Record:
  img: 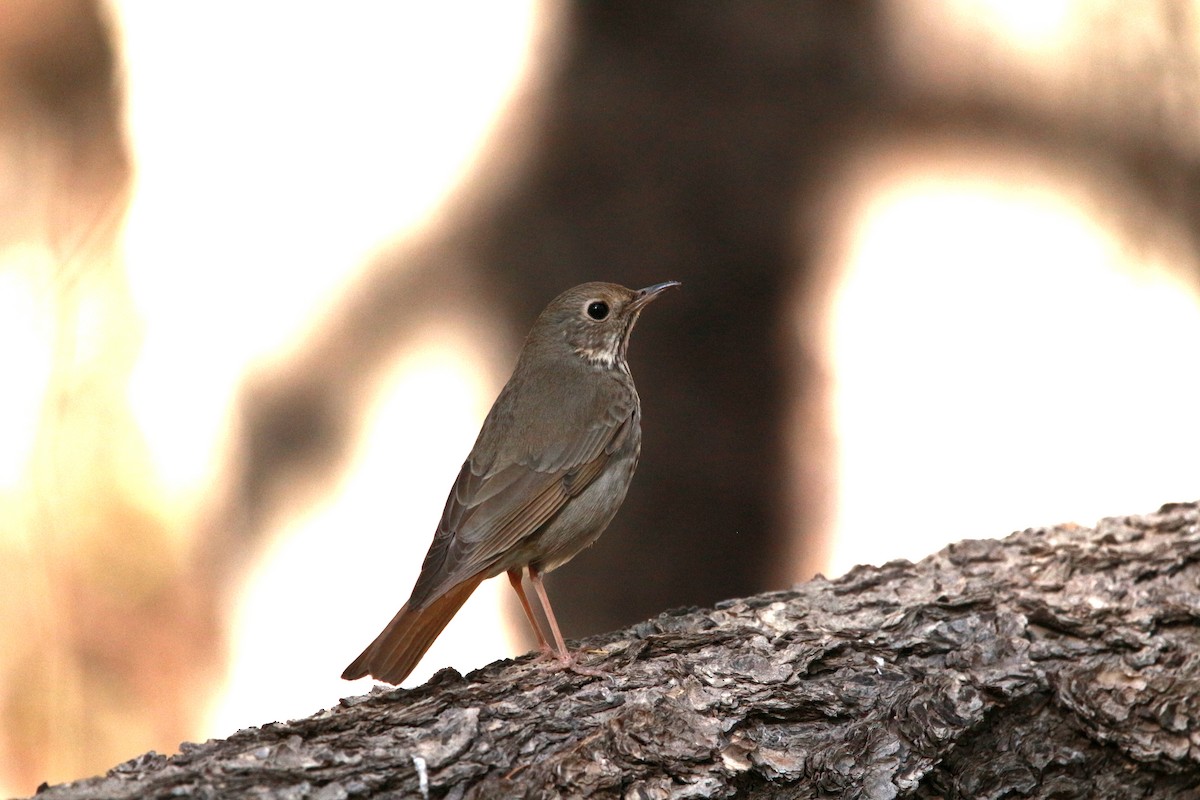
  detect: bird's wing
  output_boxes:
[404,393,636,611]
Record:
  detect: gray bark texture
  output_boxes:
[32,502,1200,799]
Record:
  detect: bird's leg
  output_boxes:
[507,567,553,655]
[528,565,606,677]
[527,565,570,660]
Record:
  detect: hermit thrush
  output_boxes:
[342,280,679,684]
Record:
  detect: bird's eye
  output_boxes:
[586,300,609,320]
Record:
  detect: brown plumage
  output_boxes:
[342,281,678,684]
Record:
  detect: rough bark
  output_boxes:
[33,501,1200,799]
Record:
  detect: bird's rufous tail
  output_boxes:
[341,576,483,684]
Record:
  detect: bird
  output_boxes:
[342,280,680,684]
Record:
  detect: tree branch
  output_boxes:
[33,502,1200,799]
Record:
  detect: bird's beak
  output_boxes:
[630,281,681,311]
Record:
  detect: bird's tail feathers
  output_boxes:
[341,576,484,684]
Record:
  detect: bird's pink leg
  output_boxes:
[507,567,553,655]
[528,565,606,677]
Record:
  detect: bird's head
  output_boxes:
[529,281,680,367]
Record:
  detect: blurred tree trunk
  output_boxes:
[204,1,886,635]
[33,502,1200,799]
[209,1,1200,644]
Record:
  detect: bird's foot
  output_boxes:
[547,648,608,679]
[527,646,607,678]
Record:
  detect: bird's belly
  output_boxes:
[523,452,638,574]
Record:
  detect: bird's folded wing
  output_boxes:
[405,410,634,611]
